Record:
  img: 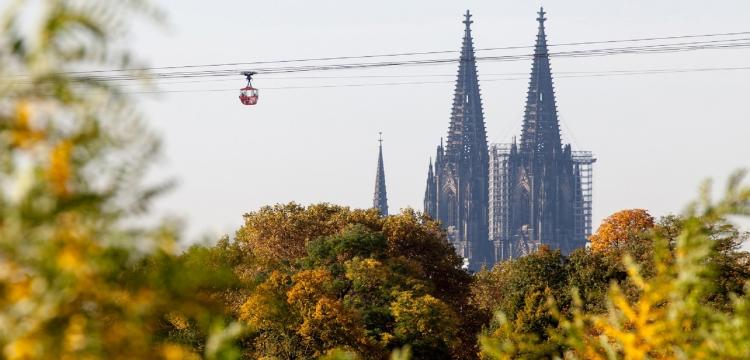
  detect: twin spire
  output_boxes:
[379,8,559,220]
[445,9,487,163]
[520,6,563,154]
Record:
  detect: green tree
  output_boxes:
[472,246,569,358]
[653,214,750,310]
[564,248,623,313]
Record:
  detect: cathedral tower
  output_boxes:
[424,10,491,270]
[489,8,595,260]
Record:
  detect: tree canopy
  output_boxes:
[233,205,483,359]
[479,173,750,359]
[589,209,655,253]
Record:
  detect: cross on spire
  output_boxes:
[537,7,547,24]
[463,10,473,27]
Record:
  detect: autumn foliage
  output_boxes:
[234,206,482,359]
[478,174,750,359]
[0,1,243,359]
[2,1,750,359]
[589,209,655,253]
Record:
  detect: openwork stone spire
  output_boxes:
[423,10,490,271]
[373,132,388,216]
[423,158,436,216]
[487,8,595,262]
[520,7,562,155]
[445,10,488,163]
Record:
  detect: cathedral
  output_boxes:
[372,9,595,270]
[421,8,595,270]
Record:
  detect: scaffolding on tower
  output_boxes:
[572,151,596,243]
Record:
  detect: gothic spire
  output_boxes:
[373,132,388,216]
[445,10,488,162]
[520,7,562,154]
[423,158,436,217]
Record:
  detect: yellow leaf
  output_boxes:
[48,140,73,196]
[161,343,200,360]
[10,101,45,148]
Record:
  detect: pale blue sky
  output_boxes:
[132,1,750,241]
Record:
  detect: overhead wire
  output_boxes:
[30,30,750,76]
[120,65,750,94]
[82,64,750,87]
[5,30,750,94]
[3,30,750,83]
[46,37,750,84]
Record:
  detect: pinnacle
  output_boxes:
[537,7,547,24]
[463,9,473,27]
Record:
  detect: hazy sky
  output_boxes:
[132,1,750,242]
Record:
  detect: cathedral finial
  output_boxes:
[378,131,383,146]
[537,7,547,24]
[463,10,473,28]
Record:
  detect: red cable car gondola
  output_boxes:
[239,71,259,106]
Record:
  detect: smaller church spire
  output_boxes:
[423,157,437,218]
[373,132,388,216]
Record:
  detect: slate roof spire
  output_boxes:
[520,7,562,154]
[373,132,388,216]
